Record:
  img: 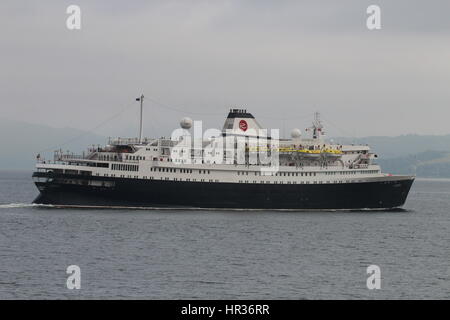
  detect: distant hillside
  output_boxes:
[0,119,105,170]
[377,150,450,177]
[2,119,450,176]
[334,135,450,177]
[335,135,450,159]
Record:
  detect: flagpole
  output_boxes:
[138,94,144,144]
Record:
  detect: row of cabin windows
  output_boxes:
[109,165,377,177]
[150,167,192,173]
[149,168,211,174]
[237,180,362,184]
[98,155,118,161]
[111,163,139,172]
[238,180,315,184]
[125,155,145,161]
[110,168,378,176]
[325,170,378,175]
[239,171,316,177]
[98,172,365,185]
[151,167,178,173]
[236,170,378,177]
[160,177,219,182]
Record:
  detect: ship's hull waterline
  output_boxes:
[32,172,414,210]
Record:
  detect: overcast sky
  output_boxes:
[1,0,450,138]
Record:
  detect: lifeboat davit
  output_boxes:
[299,150,321,159]
[322,149,343,159]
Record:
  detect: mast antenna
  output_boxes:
[136,94,144,143]
[306,111,324,139]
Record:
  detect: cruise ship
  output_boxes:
[32,97,414,209]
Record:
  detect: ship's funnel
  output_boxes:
[222,109,264,137]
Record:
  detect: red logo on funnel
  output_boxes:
[239,120,248,131]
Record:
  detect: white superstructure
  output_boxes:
[35,109,388,186]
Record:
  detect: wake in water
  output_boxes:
[0,203,54,209]
[0,202,409,212]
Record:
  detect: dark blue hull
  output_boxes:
[32,172,414,210]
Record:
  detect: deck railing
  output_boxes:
[108,137,154,145]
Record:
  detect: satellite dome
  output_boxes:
[291,128,301,139]
[180,117,193,129]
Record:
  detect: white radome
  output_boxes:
[291,128,301,139]
[180,117,193,129]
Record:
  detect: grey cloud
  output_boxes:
[0,0,449,138]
